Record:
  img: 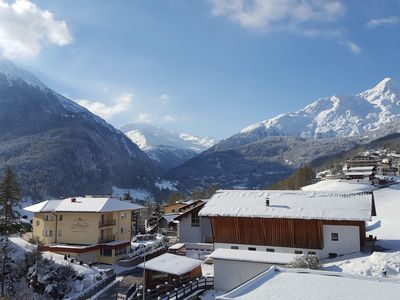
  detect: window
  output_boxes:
[308,251,316,255]
[121,212,126,219]
[36,220,40,227]
[100,249,112,257]
[120,227,124,234]
[45,215,49,221]
[248,247,256,251]
[331,233,339,241]
[172,209,176,212]
[44,230,53,237]
[58,230,62,237]
[59,215,63,221]
[295,250,303,254]
[231,246,239,250]
[329,253,338,259]
[266,248,275,252]
[191,212,200,227]
[115,247,128,256]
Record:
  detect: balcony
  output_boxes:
[99,219,116,228]
[99,234,116,243]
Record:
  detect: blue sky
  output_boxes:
[1,0,400,139]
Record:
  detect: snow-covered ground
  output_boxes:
[8,236,111,298]
[155,180,178,191]
[319,182,400,281]
[112,186,153,200]
[302,179,377,192]
[201,263,214,277]
[199,289,224,300]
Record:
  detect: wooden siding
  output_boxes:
[211,217,365,249]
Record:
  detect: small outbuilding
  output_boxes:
[209,248,298,291]
[138,253,202,288]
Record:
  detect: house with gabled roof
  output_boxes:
[199,190,375,258]
[24,196,143,264]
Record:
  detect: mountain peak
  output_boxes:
[121,122,217,152]
[239,77,400,140]
[0,58,46,90]
[359,77,399,104]
[369,77,398,92]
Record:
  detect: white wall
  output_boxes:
[213,259,272,291]
[214,224,361,259]
[178,214,201,243]
[178,216,212,243]
[323,224,360,255]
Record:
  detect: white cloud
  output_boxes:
[135,113,153,124]
[341,41,361,54]
[78,93,133,119]
[0,0,72,58]
[366,16,400,28]
[207,0,345,32]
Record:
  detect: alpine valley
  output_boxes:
[120,122,217,171]
[2,57,400,198]
[166,78,400,191]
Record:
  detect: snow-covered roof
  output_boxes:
[23,197,143,213]
[160,213,180,223]
[217,266,400,300]
[199,190,373,221]
[344,171,373,176]
[168,243,185,250]
[137,253,201,275]
[209,248,298,265]
[348,166,375,171]
[301,180,377,192]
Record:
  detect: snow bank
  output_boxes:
[325,252,400,280]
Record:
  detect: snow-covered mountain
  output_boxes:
[120,122,217,171]
[167,78,400,191]
[241,78,400,139]
[0,58,157,198]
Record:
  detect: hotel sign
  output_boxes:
[71,218,89,232]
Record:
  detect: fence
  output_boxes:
[133,277,214,300]
[73,272,116,300]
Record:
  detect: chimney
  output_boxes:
[71,197,76,203]
[266,198,270,207]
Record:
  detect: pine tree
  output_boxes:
[0,236,16,297]
[123,190,133,201]
[148,201,163,229]
[0,167,21,222]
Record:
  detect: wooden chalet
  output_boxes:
[199,190,375,258]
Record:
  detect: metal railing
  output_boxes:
[73,272,116,300]
[98,234,116,243]
[133,277,214,300]
[99,219,116,228]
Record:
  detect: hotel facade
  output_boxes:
[25,197,143,264]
